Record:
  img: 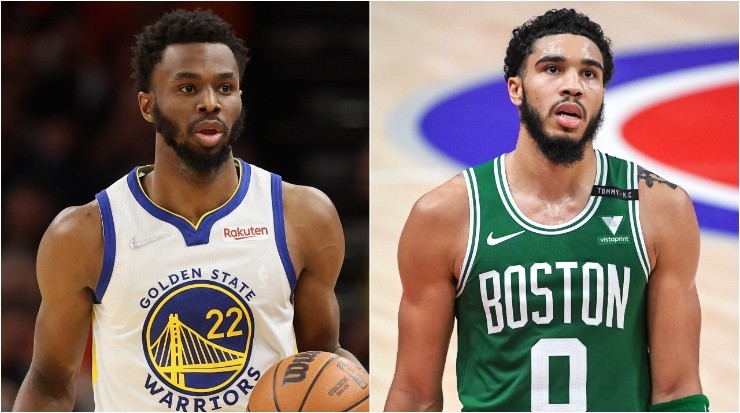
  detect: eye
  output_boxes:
[218,84,233,94]
[583,70,595,78]
[546,66,559,74]
[179,85,195,94]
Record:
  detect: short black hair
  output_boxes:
[131,8,250,92]
[504,8,614,86]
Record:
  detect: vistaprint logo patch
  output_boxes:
[222,226,270,242]
[598,216,630,245]
[598,235,630,245]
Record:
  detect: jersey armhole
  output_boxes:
[271,174,298,302]
[457,168,480,297]
[628,162,651,279]
[94,190,116,304]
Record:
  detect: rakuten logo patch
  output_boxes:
[222,226,270,242]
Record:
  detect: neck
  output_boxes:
[507,129,596,202]
[142,137,240,226]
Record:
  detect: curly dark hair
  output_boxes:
[131,8,250,92]
[504,9,614,86]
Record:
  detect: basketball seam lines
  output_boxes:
[272,359,284,412]
[342,394,369,412]
[298,354,339,411]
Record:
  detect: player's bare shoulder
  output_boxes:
[637,165,699,266]
[38,200,104,291]
[282,182,341,227]
[409,173,469,232]
[281,181,344,274]
[401,173,470,279]
[637,165,696,220]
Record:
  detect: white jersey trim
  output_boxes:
[496,150,608,235]
[458,168,481,297]
[628,161,651,279]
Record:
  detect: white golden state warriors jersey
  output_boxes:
[91,159,296,411]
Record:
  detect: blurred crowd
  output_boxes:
[1,2,369,410]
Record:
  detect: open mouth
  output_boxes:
[556,111,581,119]
[190,119,226,147]
[197,128,221,135]
[554,102,584,129]
[194,128,224,147]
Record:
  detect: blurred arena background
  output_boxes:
[370,2,738,411]
[1,2,368,410]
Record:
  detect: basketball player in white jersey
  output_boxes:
[13,9,364,411]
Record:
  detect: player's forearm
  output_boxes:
[385,386,442,412]
[651,380,703,405]
[648,281,702,405]
[13,367,76,411]
[13,392,75,412]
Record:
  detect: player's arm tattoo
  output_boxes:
[637,166,677,189]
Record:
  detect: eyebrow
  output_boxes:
[535,55,604,72]
[172,71,237,80]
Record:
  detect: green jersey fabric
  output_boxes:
[455,150,651,411]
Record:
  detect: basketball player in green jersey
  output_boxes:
[385,9,708,412]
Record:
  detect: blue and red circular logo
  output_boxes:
[390,41,738,235]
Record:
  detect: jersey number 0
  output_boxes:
[530,338,587,411]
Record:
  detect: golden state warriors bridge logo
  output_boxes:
[142,280,254,396]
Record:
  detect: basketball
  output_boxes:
[247,351,369,412]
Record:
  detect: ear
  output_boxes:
[507,76,523,107]
[138,92,155,123]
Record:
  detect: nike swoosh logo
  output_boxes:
[129,234,168,249]
[486,230,525,246]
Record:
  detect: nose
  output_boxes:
[559,69,583,97]
[197,88,221,114]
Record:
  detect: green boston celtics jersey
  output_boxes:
[455,150,651,411]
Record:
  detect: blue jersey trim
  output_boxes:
[271,174,297,301]
[126,160,252,246]
[94,190,116,304]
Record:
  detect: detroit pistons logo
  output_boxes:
[142,280,254,395]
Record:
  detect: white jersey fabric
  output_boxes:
[91,159,297,411]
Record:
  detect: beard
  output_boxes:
[152,104,246,174]
[520,90,604,167]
